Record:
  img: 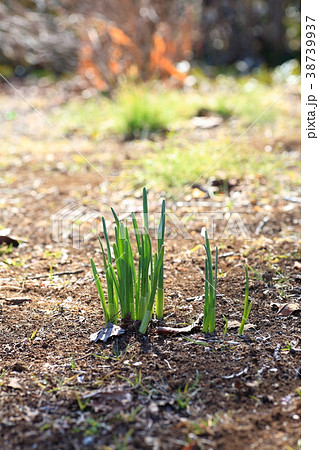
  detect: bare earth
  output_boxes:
[0,79,300,449]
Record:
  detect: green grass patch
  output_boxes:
[50,97,112,139]
[50,74,297,142]
[211,76,282,125]
[121,134,300,195]
[51,83,202,140]
[111,84,200,138]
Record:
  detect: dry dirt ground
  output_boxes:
[0,79,300,449]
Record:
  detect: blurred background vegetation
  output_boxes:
[0,0,300,87]
[0,0,300,198]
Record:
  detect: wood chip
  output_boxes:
[5,297,32,305]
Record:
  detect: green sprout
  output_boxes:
[176,372,201,410]
[156,198,166,319]
[202,230,218,333]
[75,393,90,412]
[91,188,165,334]
[238,266,253,335]
[223,315,228,337]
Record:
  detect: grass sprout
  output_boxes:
[91,188,165,334]
[223,315,228,337]
[176,372,201,410]
[202,231,218,333]
[156,198,166,319]
[112,83,201,138]
[75,393,90,412]
[238,267,253,335]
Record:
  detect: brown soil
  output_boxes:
[0,80,300,450]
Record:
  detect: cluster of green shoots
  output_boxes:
[202,231,252,335]
[91,189,252,336]
[90,188,165,334]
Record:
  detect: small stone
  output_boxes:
[83,436,94,446]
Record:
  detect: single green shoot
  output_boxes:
[90,258,110,323]
[223,315,228,337]
[246,264,264,281]
[183,337,215,350]
[202,231,218,333]
[238,267,253,335]
[69,354,77,370]
[118,369,143,389]
[75,393,90,412]
[281,340,292,353]
[128,405,143,422]
[29,328,37,342]
[113,428,134,450]
[0,369,6,386]
[156,198,166,319]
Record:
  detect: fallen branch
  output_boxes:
[26,269,84,279]
[153,313,203,335]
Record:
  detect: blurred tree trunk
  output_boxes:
[264,0,286,64]
[197,0,292,67]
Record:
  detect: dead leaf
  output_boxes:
[83,389,132,404]
[0,228,27,246]
[89,323,125,342]
[0,236,19,247]
[23,406,40,422]
[8,378,23,390]
[270,302,280,311]
[227,320,255,331]
[278,303,300,316]
[227,320,241,329]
